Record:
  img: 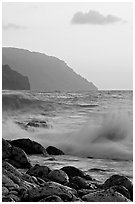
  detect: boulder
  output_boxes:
[110,186,131,200]
[9,138,48,156]
[39,195,63,202]
[2,138,31,169]
[46,146,64,155]
[61,166,92,180]
[103,174,133,201]
[9,146,31,169]
[26,119,49,128]
[26,164,51,181]
[48,169,69,184]
[22,181,77,202]
[82,188,130,202]
[69,176,92,190]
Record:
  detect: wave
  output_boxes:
[2,93,56,113]
[2,92,98,114]
[3,111,133,161]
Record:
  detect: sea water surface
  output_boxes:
[2,90,133,182]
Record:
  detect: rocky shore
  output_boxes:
[2,138,133,202]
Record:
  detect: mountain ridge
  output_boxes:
[2,47,97,92]
[2,64,30,90]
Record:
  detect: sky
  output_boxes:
[2,2,133,90]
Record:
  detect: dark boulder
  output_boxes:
[48,169,69,184]
[26,164,51,181]
[103,174,133,201]
[9,138,48,156]
[61,166,92,180]
[69,176,92,190]
[2,138,31,169]
[109,185,131,200]
[46,146,64,155]
[26,119,50,128]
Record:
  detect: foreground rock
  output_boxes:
[2,161,39,202]
[2,139,31,169]
[103,174,133,201]
[22,181,78,202]
[82,188,130,202]
[9,138,48,156]
[46,146,65,155]
[2,137,132,202]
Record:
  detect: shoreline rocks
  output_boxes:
[2,137,133,202]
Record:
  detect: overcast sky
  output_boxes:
[2,2,133,90]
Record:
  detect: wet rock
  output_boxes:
[39,195,63,202]
[48,169,69,184]
[23,181,77,201]
[110,185,131,200]
[9,146,31,168]
[46,146,64,155]
[89,168,107,172]
[2,139,31,169]
[26,119,49,128]
[103,174,133,201]
[61,166,92,180]
[69,176,92,190]
[26,164,51,181]
[2,186,9,195]
[82,188,130,202]
[10,138,48,156]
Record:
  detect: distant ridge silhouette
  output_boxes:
[2,64,30,90]
[2,47,97,92]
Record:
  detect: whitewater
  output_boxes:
[2,90,133,182]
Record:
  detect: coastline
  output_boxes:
[2,137,133,202]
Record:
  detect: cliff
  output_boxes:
[2,47,97,91]
[2,64,30,90]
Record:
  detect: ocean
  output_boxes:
[2,90,133,182]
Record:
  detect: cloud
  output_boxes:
[3,23,27,30]
[71,10,124,25]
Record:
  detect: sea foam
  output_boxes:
[3,111,132,161]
